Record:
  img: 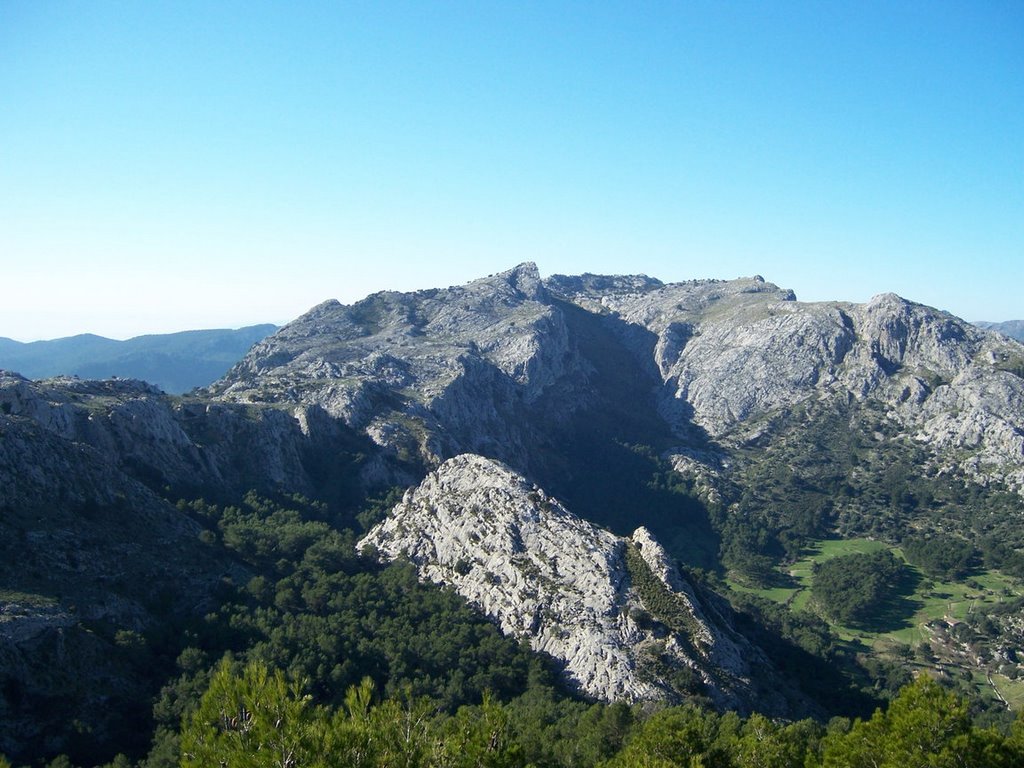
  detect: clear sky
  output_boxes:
[1,1,1021,341]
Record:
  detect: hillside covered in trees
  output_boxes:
[4,489,1023,768]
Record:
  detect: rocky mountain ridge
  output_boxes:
[0,370,389,503]
[214,263,1024,495]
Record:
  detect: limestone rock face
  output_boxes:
[542,276,1024,491]
[912,367,1024,488]
[210,264,585,467]
[205,265,1024,494]
[0,371,380,499]
[9,262,1016,510]
[9,268,1017,496]
[360,454,793,712]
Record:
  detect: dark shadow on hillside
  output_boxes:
[526,301,722,571]
[698,581,882,720]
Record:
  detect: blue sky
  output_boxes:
[1,1,1021,340]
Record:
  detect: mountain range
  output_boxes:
[2,263,1024,765]
[0,325,277,394]
[975,320,1024,343]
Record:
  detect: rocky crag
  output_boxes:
[558,277,1024,491]
[0,371,392,503]
[360,454,805,714]
[210,263,586,472]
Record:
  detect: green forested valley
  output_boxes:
[5,486,1024,767]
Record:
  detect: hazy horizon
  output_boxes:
[2,2,1021,341]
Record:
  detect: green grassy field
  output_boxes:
[729,544,1024,626]
[727,537,1023,661]
[729,538,890,611]
[991,673,1024,710]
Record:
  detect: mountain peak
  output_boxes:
[484,262,544,300]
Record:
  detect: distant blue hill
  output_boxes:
[974,320,1024,343]
[0,324,277,394]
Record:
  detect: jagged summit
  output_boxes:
[489,261,545,300]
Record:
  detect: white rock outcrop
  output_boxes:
[360,454,765,707]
